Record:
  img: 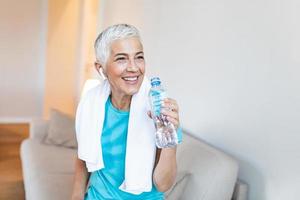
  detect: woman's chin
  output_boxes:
[122,81,143,95]
[124,88,139,96]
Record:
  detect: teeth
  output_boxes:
[123,77,138,81]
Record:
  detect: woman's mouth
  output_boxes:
[122,76,139,85]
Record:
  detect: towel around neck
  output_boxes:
[75,77,157,194]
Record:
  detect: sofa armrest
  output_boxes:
[232,180,248,200]
[29,119,49,141]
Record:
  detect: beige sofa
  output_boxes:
[20,119,247,200]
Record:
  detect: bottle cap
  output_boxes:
[150,77,161,86]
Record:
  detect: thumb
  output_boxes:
[147,111,153,119]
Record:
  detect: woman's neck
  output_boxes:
[110,93,132,111]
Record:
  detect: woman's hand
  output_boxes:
[148,98,180,129]
[160,98,180,130]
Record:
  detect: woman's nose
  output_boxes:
[126,58,139,72]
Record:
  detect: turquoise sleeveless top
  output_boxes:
[84,97,164,200]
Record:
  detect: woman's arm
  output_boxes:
[71,158,90,200]
[150,97,181,192]
[153,147,177,192]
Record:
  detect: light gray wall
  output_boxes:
[0,0,47,121]
[98,0,300,199]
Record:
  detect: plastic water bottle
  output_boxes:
[149,77,179,148]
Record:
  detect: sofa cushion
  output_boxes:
[44,108,77,148]
[20,139,77,200]
[176,133,239,200]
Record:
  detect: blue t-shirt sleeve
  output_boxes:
[177,127,183,144]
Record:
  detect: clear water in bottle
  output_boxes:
[149,77,179,148]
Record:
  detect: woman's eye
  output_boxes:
[115,57,126,61]
[136,56,144,60]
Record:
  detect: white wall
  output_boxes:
[43,0,81,118]
[0,0,47,122]
[98,0,300,199]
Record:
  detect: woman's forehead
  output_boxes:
[110,37,143,55]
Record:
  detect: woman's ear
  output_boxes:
[95,62,107,79]
[94,62,101,73]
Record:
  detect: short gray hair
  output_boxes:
[94,24,141,66]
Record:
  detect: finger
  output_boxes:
[163,98,179,112]
[163,98,174,104]
[147,111,153,119]
[162,101,178,112]
[164,98,177,104]
[161,109,178,120]
[165,116,179,129]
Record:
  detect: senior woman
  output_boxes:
[71,24,181,200]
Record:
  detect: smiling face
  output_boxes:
[99,37,145,98]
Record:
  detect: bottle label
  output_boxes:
[150,90,166,116]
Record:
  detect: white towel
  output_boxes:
[75,77,157,194]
